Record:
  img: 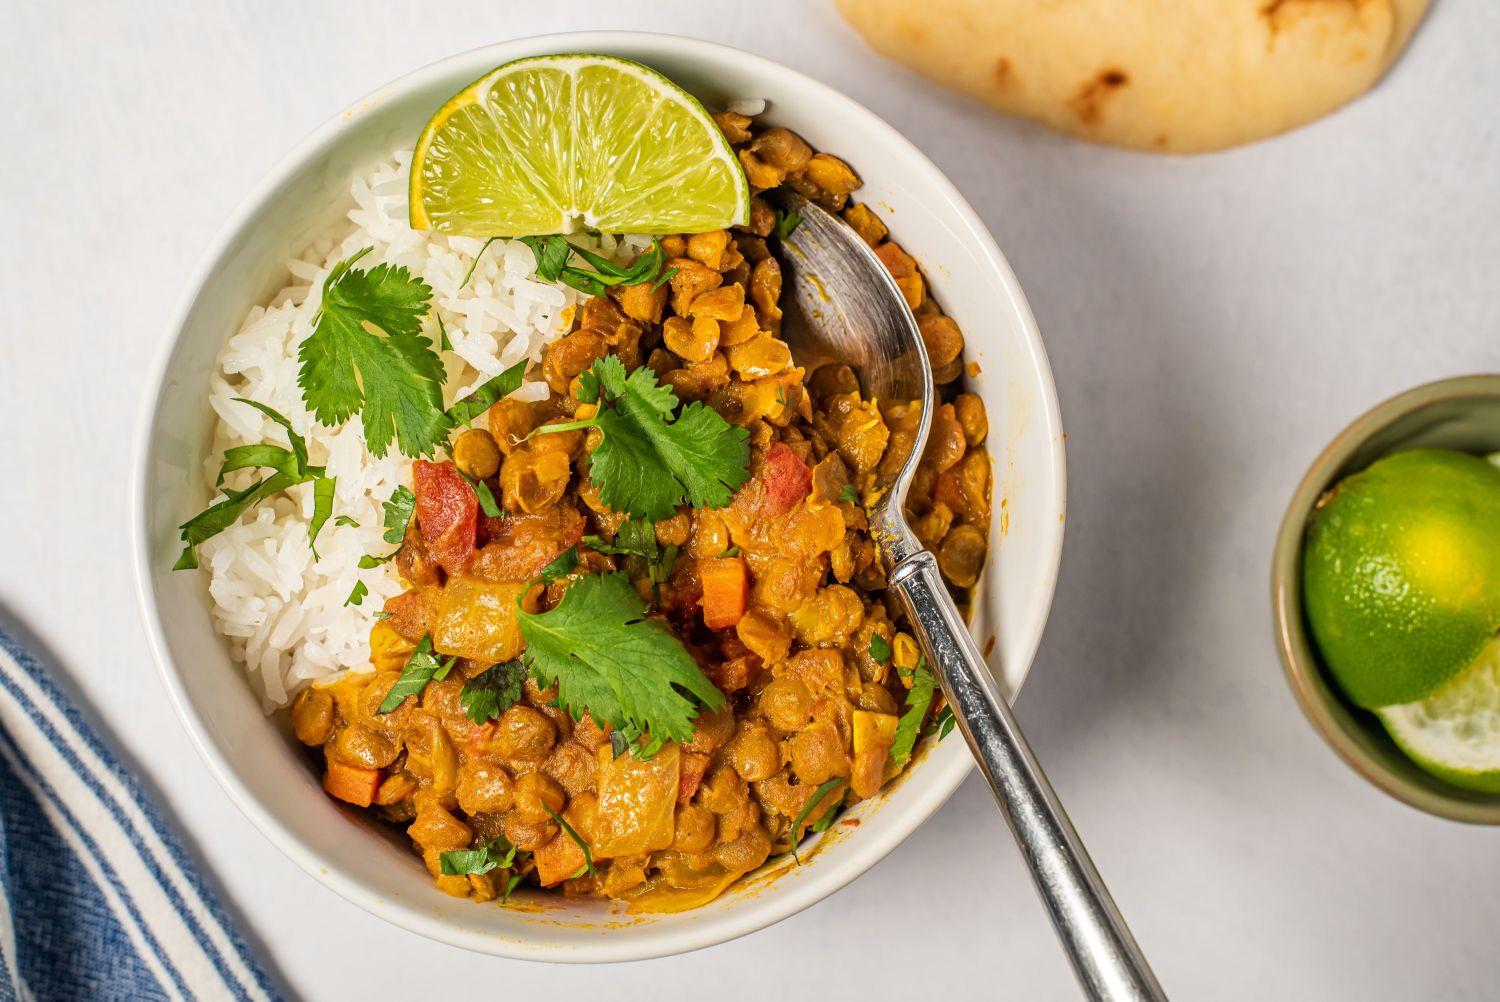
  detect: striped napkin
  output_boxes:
[0,628,282,1002]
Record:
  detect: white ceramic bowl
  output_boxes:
[132,32,1066,962]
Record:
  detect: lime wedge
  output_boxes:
[1378,634,1500,793]
[411,54,749,237]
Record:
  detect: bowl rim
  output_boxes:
[1271,373,1500,824]
[130,31,1068,960]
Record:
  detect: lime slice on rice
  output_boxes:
[1378,634,1500,793]
[410,54,749,237]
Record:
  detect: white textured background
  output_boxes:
[3,3,1499,999]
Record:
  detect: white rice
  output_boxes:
[199,150,649,710]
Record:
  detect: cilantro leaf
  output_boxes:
[345,580,368,607]
[541,356,749,520]
[297,247,445,458]
[439,836,517,876]
[537,545,579,583]
[446,359,529,427]
[930,705,957,740]
[459,471,504,518]
[216,444,296,487]
[518,237,670,296]
[436,314,452,352]
[717,545,740,558]
[839,483,860,505]
[867,634,892,664]
[790,778,845,862]
[381,486,416,545]
[518,571,725,758]
[334,515,360,528]
[890,663,936,766]
[231,398,310,475]
[459,660,527,725]
[180,398,333,569]
[773,207,802,240]
[377,635,451,714]
[308,475,336,558]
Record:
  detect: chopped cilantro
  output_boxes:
[537,545,579,583]
[439,836,517,876]
[867,634,892,664]
[458,470,503,518]
[543,805,595,877]
[773,207,802,240]
[436,314,452,352]
[446,359,528,428]
[534,356,749,520]
[609,730,630,760]
[839,484,860,505]
[377,635,454,714]
[372,610,393,621]
[297,247,446,458]
[518,236,672,298]
[890,662,936,766]
[461,238,501,288]
[334,515,360,528]
[518,571,726,758]
[308,476,336,557]
[931,705,957,740]
[790,778,845,862]
[176,400,326,570]
[717,545,741,558]
[381,486,416,545]
[458,660,527,725]
[345,580,368,607]
[503,871,525,902]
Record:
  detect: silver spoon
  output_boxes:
[776,195,1167,1002]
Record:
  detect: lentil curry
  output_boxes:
[289,114,992,911]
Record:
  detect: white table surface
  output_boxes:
[4,3,1498,999]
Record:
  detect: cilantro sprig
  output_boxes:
[518,236,675,298]
[175,399,333,569]
[517,570,725,758]
[297,247,530,460]
[297,248,445,458]
[533,356,749,521]
[890,659,936,766]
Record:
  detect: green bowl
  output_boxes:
[1272,374,1500,823]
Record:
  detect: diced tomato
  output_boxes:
[412,460,477,575]
[699,556,749,630]
[759,443,812,516]
[322,760,381,808]
[678,751,711,804]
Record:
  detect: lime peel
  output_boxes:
[1378,634,1500,791]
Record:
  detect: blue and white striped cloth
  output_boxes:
[0,627,282,1002]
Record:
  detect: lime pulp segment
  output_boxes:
[1378,633,1500,792]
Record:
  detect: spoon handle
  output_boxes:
[890,551,1168,1002]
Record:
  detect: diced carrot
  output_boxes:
[322,760,381,808]
[533,829,588,887]
[678,751,711,804]
[699,556,749,630]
